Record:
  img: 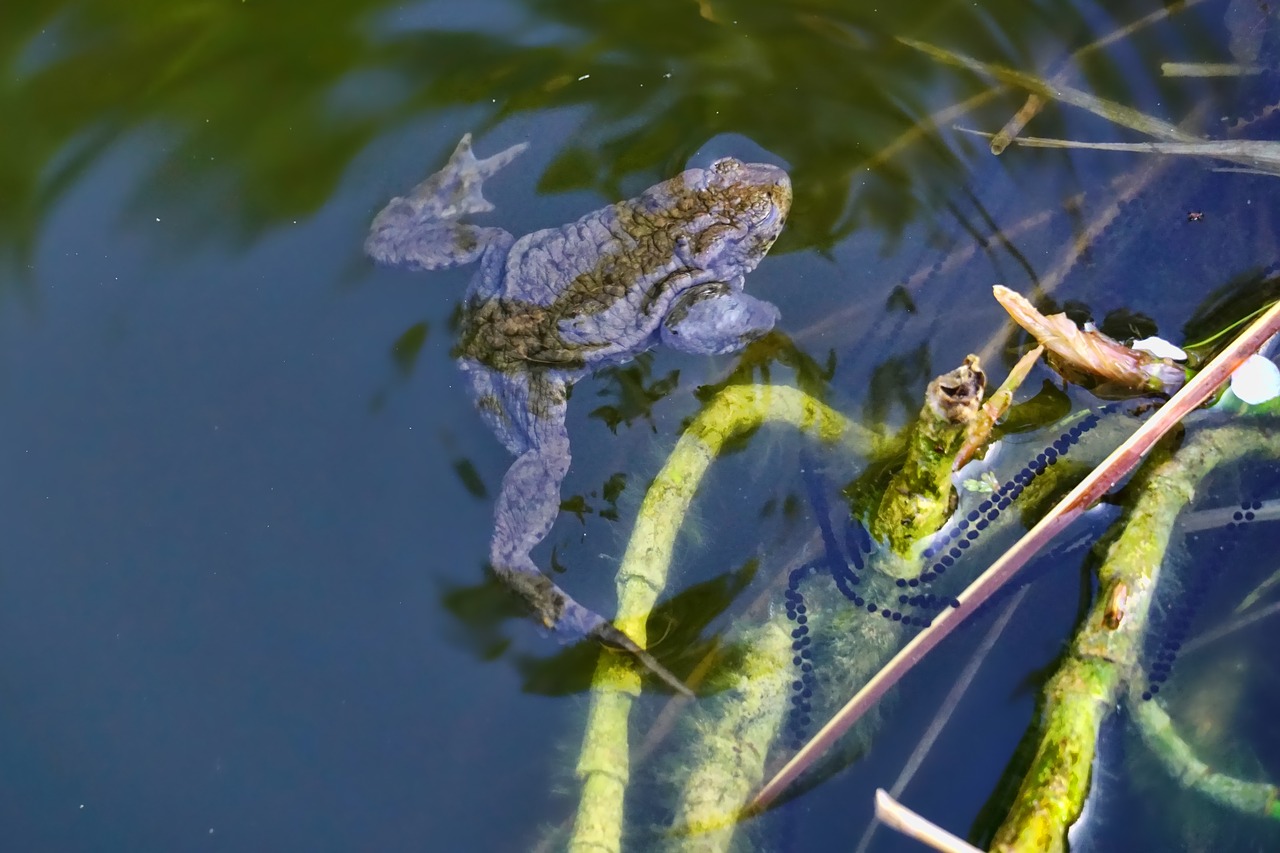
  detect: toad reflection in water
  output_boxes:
[366,134,792,693]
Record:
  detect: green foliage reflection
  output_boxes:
[3,0,1195,278]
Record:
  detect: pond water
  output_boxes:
[3,0,1279,850]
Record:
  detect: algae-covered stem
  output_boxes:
[992,422,1280,849]
[569,385,861,853]
[666,356,1012,850]
[871,355,987,565]
[570,350,1027,851]
[1128,685,1280,823]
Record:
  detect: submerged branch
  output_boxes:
[872,356,987,565]
[968,133,1280,179]
[993,422,1280,850]
[899,37,1200,145]
[1129,694,1280,821]
[989,0,1210,152]
[574,353,1018,851]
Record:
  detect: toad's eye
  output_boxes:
[747,197,772,224]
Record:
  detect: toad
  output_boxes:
[367,134,791,693]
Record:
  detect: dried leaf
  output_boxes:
[993,285,1186,395]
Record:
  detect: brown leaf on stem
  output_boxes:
[993,285,1187,395]
[954,345,1044,470]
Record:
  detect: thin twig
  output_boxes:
[1180,600,1280,657]
[854,587,1028,853]
[874,789,983,853]
[990,0,1208,152]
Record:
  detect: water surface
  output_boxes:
[3,0,1278,849]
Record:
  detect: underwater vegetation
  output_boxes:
[783,406,1116,750]
[536,7,1280,852]
[556,305,1280,853]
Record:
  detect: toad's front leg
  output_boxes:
[660,283,779,355]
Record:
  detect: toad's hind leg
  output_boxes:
[467,364,693,696]
[365,133,526,272]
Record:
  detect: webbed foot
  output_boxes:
[367,133,524,271]
[405,133,529,221]
[493,564,695,697]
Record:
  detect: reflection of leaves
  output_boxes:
[1182,268,1280,365]
[439,571,526,661]
[537,145,604,195]
[390,321,429,376]
[599,472,627,522]
[884,284,918,314]
[996,379,1072,435]
[559,474,627,522]
[443,559,759,696]
[1097,309,1157,343]
[861,341,931,427]
[5,0,1198,283]
[559,494,591,523]
[3,0,389,270]
[589,353,680,433]
[451,456,488,499]
[758,492,804,520]
[695,331,836,403]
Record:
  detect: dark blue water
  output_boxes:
[3,0,1279,849]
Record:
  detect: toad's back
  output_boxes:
[458,160,792,372]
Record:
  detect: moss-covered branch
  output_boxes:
[1129,693,1280,820]
[872,355,986,565]
[992,422,1280,851]
[664,620,797,849]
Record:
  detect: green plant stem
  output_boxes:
[568,385,860,853]
[570,360,1040,852]
[1129,694,1280,820]
[666,581,905,852]
[992,422,1280,852]
[665,619,798,849]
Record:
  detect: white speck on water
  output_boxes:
[578,74,590,81]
